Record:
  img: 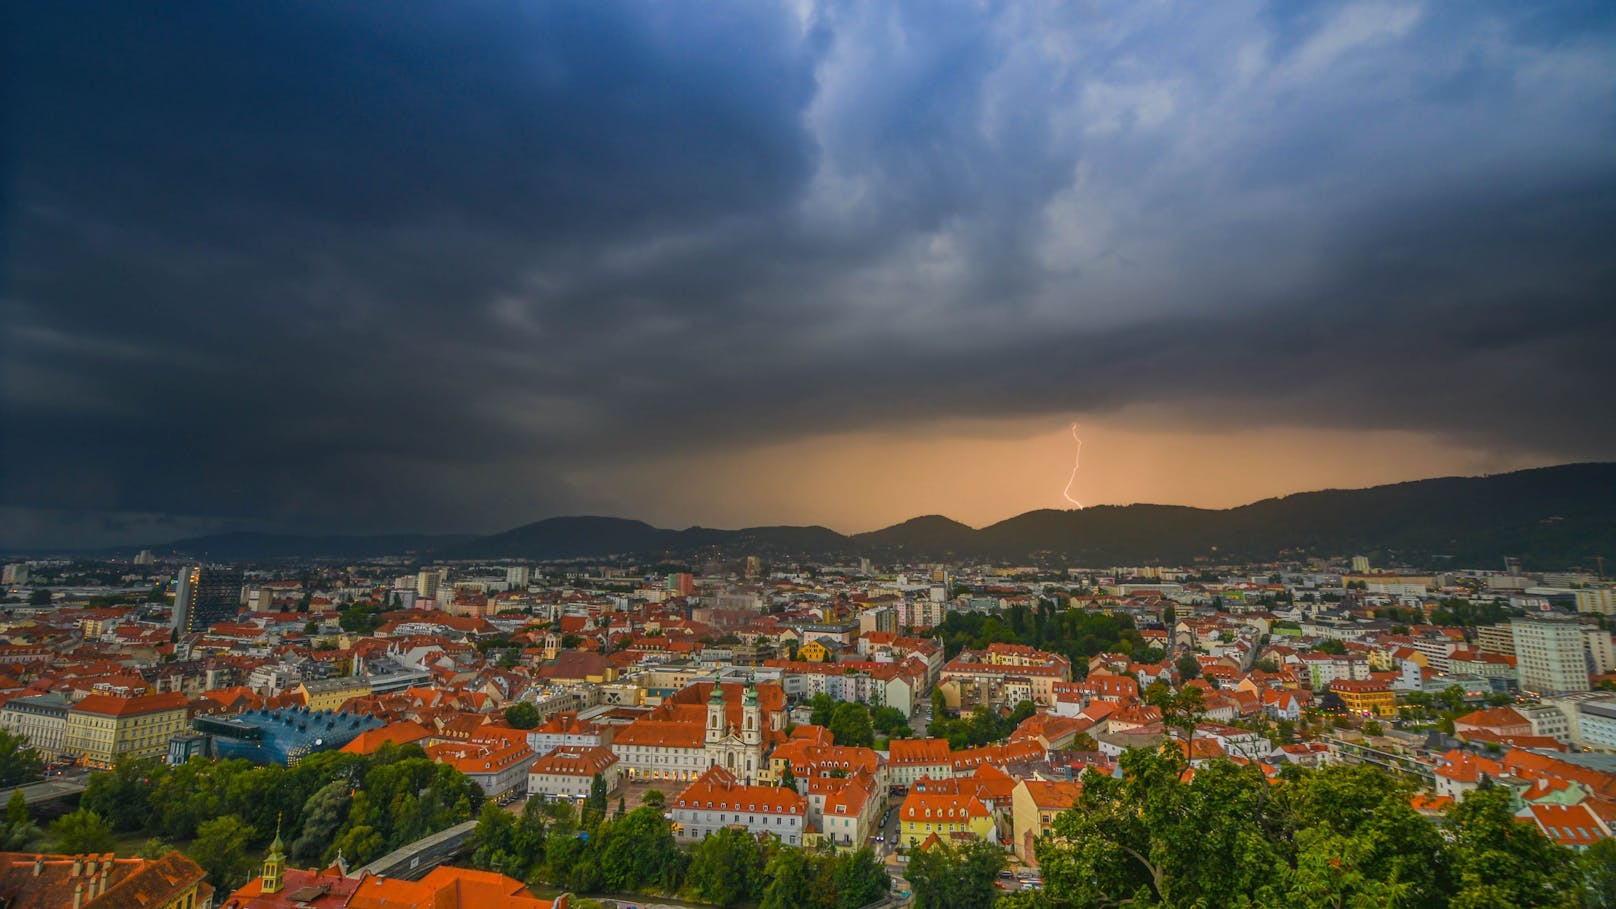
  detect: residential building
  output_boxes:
[1576,588,1616,617]
[888,738,954,787]
[0,851,210,909]
[298,677,372,712]
[671,764,807,844]
[1010,779,1084,863]
[1331,679,1397,717]
[428,734,537,798]
[1513,617,1590,695]
[0,692,72,758]
[527,745,620,800]
[898,776,995,848]
[1577,699,1616,752]
[65,692,190,769]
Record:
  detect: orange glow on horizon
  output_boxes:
[565,418,1558,534]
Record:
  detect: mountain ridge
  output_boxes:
[114,462,1616,568]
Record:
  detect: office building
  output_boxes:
[172,565,244,634]
[416,569,440,600]
[65,692,190,769]
[1513,617,1591,695]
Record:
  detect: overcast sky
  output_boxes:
[4,1,1615,548]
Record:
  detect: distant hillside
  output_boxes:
[866,463,1616,568]
[134,531,475,561]
[440,518,857,561]
[136,463,1615,568]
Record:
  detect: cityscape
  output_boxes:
[5,2,1616,909]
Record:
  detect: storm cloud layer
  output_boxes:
[4,1,1615,546]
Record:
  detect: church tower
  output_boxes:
[705,684,727,747]
[261,815,285,894]
[741,684,762,781]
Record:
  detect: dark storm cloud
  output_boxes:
[3,0,1615,545]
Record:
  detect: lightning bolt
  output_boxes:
[1062,422,1084,509]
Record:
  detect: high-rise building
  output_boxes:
[1513,617,1591,695]
[133,549,156,565]
[1,563,29,585]
[506,565,531,588]
[416,569,441,600]
[1351,555,1371,574]
[172,565,244,634]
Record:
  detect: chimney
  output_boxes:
[32,855,43,876]
[100,857,113,892]
[73,881,85,909]
[72,856,83,877]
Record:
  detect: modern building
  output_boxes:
[194,707,383,765]
[173,564,244,633]
[506,565,532,588]
[1577,699,1616,752]
[64,692,191,769]
[416,569,441,600]
[1576,588,1616,617]
[1513,617,1591,695]
[0,692,72,759]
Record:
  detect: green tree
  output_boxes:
[871,705,909,735]
[1580,835,1616,909]
[293,780,353,863]
[808,693,839,727]
[643,789,667,811]
[908,838,1003,909]
[1315,638,1348,655]
[761,845,825,909]
[50,809,115,854]
[331,823,386,866]
[1144,681,1205,747]
[586,773,610,818]
[80,756,163,831]
[1038,748,1276,907]
[0,729,44,786]
[1175,652,1202,680]
[687,826,767,906]
[2,791,39,850]
[780,763,798,792]
[596,806,687,893]
[471,801,527,880]
[832,848,891,909]
[1447,786,1576,908]
[28,589,51,606]
[191,815,257,892]
[829,702,875,748]
[504,701,542,729]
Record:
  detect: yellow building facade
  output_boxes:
[64,692,190,769]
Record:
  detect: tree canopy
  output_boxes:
[1017,747,1583,909]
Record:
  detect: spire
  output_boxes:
[262,813,286,894]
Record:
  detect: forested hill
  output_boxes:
[136,463,1614,568]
